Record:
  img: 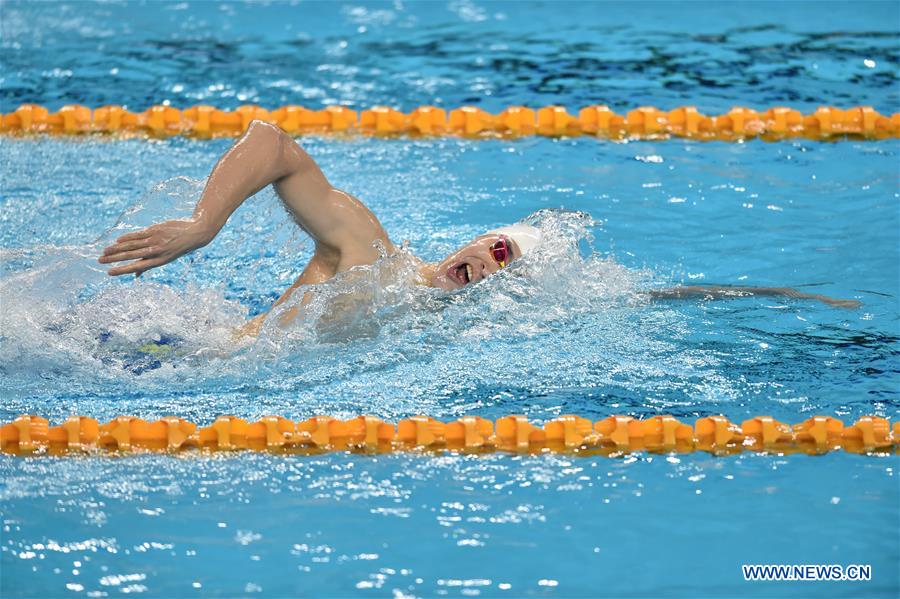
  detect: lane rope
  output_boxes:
[1,414,896,456]
[2,103,898,140]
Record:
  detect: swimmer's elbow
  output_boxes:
[245,119,320,180]
[246,118,282,138]
[244,119,289,154]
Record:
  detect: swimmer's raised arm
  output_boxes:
[650,285,861,309]
[99,120,392,276]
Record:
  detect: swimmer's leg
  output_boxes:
[649,285,861,309]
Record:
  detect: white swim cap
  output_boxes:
[487,224,542,257]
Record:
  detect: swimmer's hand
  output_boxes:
[98,219,212,276]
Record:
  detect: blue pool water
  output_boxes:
[1,1,899,598]
[2,0,899,114]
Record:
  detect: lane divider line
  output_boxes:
[1,414,896,456]
[1,104,898,140]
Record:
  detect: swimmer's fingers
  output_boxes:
[100,230,154,260]
[115,229,154,243]
[99,220,208,276]
[101,238,152,257]
[106,257,167,277]
[98,245,159,264]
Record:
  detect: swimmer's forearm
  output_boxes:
[195,119,390,261]
[99,121,333,277]
[192,120,320,240]
[650,285,860,309]
[192,120,385,257]
[653,285,821,300]
[650,285,778,300]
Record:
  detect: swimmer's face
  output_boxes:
[430,234,520,290]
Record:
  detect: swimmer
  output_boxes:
[98,121,859,336]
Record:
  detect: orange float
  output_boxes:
[1,414,895,456]
[1,103,896,140]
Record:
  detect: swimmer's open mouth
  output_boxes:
[450,262,473,286]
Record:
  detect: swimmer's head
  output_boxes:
[429,224,542,290]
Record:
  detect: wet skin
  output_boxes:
[425,234,520,291]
